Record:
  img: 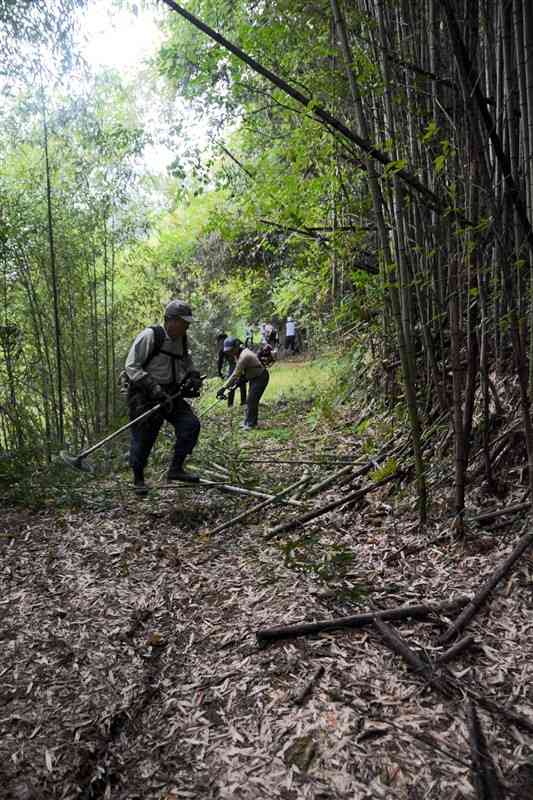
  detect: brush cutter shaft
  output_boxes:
[79,399,168,457]
[197,397,223,418]
[78,373,196,459]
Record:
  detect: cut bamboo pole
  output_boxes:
[153,478,305,506]
[469,502,531,524]
[266,471,400,538]
[208,474,312,536]
[256,597,469,645]
[436,635,476,665]
[373,613,533,734]
[467,701,505,800]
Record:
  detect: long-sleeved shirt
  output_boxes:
[222,347,265,389]
[125,326,194,386]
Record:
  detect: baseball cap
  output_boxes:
[223,336,240,352]
[164,299,194,322]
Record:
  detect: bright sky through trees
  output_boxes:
[80,0,163,73]
[78,0,211,177]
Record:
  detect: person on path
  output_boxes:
[285,316,298,353]
[217,331,246,408]
[125,299,203,494]
[216,331,228,378]
[244,322,255,348]
[216,337,269,429]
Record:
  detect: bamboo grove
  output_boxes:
[157,0,533,523]
[1,0,533,524]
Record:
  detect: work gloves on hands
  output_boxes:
[216,387,227,400]
[182,370,203,398]
[151,384,173,412]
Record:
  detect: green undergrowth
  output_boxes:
[1,351,402,518]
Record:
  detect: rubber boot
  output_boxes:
[133,468,149,496]
[167,457,199,483]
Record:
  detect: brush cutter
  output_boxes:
[60,372,219,474]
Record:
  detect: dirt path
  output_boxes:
[2,410,533,798]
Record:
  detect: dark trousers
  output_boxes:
[128,394,200,473]
[228,379,247,407]
[285,335,296,352]
[246,369,269,427]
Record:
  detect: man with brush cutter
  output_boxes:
[125,300,203,495]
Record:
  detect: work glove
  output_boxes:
[182,370,204,398]
[151,384,173,412]
[216,387,227,400]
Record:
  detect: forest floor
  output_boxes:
[2,354,533,800]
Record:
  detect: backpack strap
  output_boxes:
[142,327,190,387]
[141,325,167,369]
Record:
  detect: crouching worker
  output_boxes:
[217,337,269,430]
[125,299,203,495]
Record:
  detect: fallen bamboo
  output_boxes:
[211,461,230,475]
[436,527,533,646]
[436,635,476,665]
[208,475,312,536]
[291,470,311,500]
[236,458,361,465]
[154,478,305,506]
[469,502,530,525]
[373,617,533,735]
[266,471,401,538]
[467,701,505,800]
[304,461,366,498]
[373,617,454,697]
[304,436,403,499]
[255,596,469,645]
[293,664,325,705]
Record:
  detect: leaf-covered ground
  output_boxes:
[2,358,533,799]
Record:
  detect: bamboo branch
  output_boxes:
[436,528,533,645]
[154,478,305,506]
[373,617,454,698]
[436,635,476,665]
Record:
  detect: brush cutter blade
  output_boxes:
[60,451,94,474]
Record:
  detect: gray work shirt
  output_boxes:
[125,326,195,386]
[222,347,265,389]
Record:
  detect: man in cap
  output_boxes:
[216,337,269,430]
[125,299,203,494]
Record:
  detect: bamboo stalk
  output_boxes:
[153,478,306,506]
[437,527,533,645]
[467,701,505,800]
[208,475,312,536]
[373,609,533,734]
[436,635,476,666]
[256,597,469,645]
[266,471,400,538]
[469,502,531,524]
